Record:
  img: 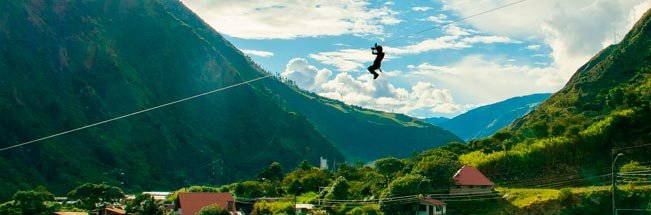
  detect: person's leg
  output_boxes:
[368,65,379,79]
[368,65,375,74]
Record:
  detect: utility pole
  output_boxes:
[612,150,624,215]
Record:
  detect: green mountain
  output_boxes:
[0,0,462,199]
[0,0,345,199]
[424,117,450,125]
[160,2,463,162]
[264,85,464,162]
[431,93,551,141]
[462,8,651,182]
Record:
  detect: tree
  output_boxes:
[126,194,164,215]
[336,163,362,181]
[0,202,21,215]
[197,204,230,215]
[258,162,284,182]
[12,190,55,215]
[411,156,461,189]
[304,170,332,192]
[349,205,381,215]
[325,176,349,200]
[380,174,431,215]
[439,142,468,155]
[67,183,124,211]
[298,160,312,171]
[233,181,265,198]
[375,157,404,178]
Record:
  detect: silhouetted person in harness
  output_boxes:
[368,43,384,80]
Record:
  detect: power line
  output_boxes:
[613,143,651,151]
[383,0,530,44]
[0,75,273,152]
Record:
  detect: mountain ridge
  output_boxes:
[432,93,551,141]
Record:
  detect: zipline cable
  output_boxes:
[0,75,273,152]
[383,0,530,44]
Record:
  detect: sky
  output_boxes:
[181,0,650,118]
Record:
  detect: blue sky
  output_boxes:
[182,0,650,118]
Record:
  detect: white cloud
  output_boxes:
[240,49,274,57]
[426,14,449,24]
[308,49,370,72]
[412,6,433,12]
[281,58,332,91]
[181,0,401,39]
[460,35,514,44]
[309,24,517,71]
[440,0,651,85]
[404,56,564,105]
[525,44,541,50]
[282,59,470,117]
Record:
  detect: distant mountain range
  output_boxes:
[426,93,551,141]
[0,0,461,199]
[424,117,450,125]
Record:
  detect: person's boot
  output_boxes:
[372,71,379,79]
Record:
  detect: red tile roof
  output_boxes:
[104,207,126,214]
[421,198,446,206]
[177,192,236,215]
[452,165,494,186]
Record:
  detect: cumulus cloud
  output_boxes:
[440,0,651,82]
[281,58,332,91]
[181,0,401,39]
[282,59,469,117]
[404,56,565,104]
[240,49,274,57]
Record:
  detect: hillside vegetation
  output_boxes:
[462,8,651,183]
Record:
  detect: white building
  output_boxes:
[417,198,446,215]
[320,156,328,170]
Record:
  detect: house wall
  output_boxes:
[417,205,447,215]
[449,185,493,194]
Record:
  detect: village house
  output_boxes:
[100,207,126,215]
[55,206,125,215]
[175,192,238,215]
[417,197,446,215]
[450,165,494,194]
[295,203,315,215]
[54,212,87,215]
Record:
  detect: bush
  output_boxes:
[197,204,230,215]
[558,188,577,206]
[251,201,293,215]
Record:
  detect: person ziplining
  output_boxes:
[367,43,384,80]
